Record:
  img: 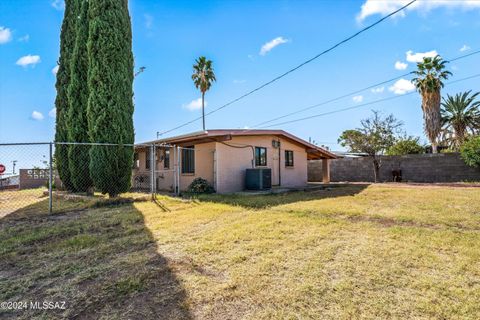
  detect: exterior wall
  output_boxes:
[18,169,62,190]
[132,147,175,191]
[308,153,480,183]
[132,143,215,192]
[178,142,215,191]
[0,175,19,190]
[215,135,308,193]
[132,136,310,194]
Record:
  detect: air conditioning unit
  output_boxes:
[245,168,272,190]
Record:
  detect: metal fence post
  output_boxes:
[49,142,53,213]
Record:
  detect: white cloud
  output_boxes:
[48,108,56,118]
[233,79,246,84]
[406,50,438,63]
[31,111,44,121]
[16,55,41,67]
[18,34,30,42]
[51,0,64,10]
[182,98,207,111]
[394,61,408,70]
[144,14,153,29]
[352,95,364,103]
[389,78,415,95]
[52,65,59,75]
[460,44,471,52]
[371,86,384,94]
[259,36,289,56]
[0,27,12,44]
[357,0,480,22]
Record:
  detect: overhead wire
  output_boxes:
[258,73,480,129]
[156,0,418,137]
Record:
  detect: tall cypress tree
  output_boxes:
[67,0,93,193]
[87,0,134,197]
[54,0,77,191]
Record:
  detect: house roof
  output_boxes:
[139,129,337,159]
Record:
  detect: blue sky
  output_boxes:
[1,0,479,150]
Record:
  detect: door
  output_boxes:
[271,143,281,186]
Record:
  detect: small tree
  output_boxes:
[387,136,424,155]
[460,136,480,168]
[338,111,403,182]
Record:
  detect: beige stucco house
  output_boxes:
[132,129,336,194]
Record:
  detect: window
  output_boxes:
[255,147,267,166]
[164,149,170,169]
[181,146,195,174]
[145,149,151,170]
[285,150,294,167]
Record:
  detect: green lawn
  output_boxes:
[1,184,480,319]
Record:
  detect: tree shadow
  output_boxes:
[0,198,192,320]
[194,184,370,209]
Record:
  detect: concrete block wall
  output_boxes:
[308,153,480,183]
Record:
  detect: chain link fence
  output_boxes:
[0,142,206,216]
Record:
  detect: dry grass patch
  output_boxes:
[1,185,480,319]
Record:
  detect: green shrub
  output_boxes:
[386,137,424,156]
[186,178,215,194]
[460,136,480,168]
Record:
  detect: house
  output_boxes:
[132,129,336,194]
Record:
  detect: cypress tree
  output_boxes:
[87,0,134,197]
[67,0,93,193]
[54,0,77,191]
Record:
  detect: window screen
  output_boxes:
[285,150,294,167]
[181,146,195,174]
[255,147,267,166]
[164,149,170,169]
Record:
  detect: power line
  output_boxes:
[157,0,417,137]
[259,73,480,128]
[248,49,480,129]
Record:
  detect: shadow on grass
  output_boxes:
[0,197,192,320]
[193,184,370,209]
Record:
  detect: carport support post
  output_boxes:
[48,142,53,213]
[150,144,156,200]
[322,158,330,183]
[176,146,181,196]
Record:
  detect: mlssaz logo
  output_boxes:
[30,301,66,310]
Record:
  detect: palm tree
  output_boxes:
[440,91,480,150]
[412,55,452,153]
[192,56,216,131]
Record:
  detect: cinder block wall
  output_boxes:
[19,169,62,189]
[308,153,480,183]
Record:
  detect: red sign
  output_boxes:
[0,164,5,174]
